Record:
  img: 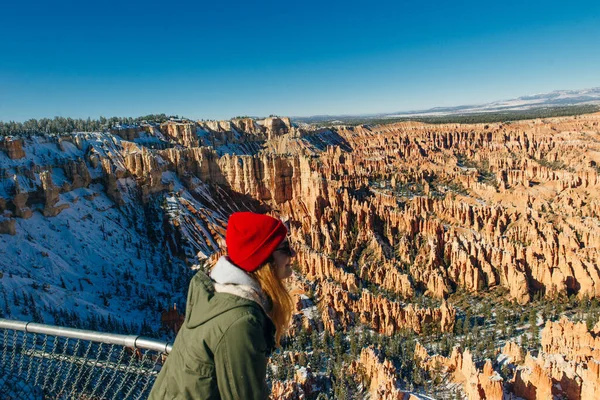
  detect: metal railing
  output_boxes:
[0,318,172,400]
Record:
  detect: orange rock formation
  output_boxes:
[318,280,455,335]
[270,366,317,400]
[512,317,600,400]
[417,316,600,399]
[415,343,504,400]
[348,347,411,400]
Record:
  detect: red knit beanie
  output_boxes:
[226,212,288,272]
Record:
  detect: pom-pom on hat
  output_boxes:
[226,212,288,272]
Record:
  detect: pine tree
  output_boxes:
[333,331,344,359]
[586,312,597,331]
[297,326,309,350]
[463,310,471,334]
[496,309,506,339]
[323,329,331,349]
[528,309,539,348]
[349,330,359,356]
[310,328,320,351]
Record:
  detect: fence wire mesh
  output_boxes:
[0,319,170,400]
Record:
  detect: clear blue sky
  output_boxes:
[1,0,599,121]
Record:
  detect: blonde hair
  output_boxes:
[251,261,294,346]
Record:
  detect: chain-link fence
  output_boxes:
[0,318,172,400]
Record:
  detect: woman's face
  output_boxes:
[272,239,296,280]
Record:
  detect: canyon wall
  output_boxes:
[3,112,600,397]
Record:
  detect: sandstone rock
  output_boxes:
[0,137,25,159]
[348,347,408,400]
[62,159,92,189]
[509,316,600,400]
[40,170,69,217]
[269,366,316,400]
[261,117,292,139]
[512,353,561,400]
[11,176,32,219]
[110,126,143,141]
[318,280,455,335]
[541,317,600,361]
[101,159,124,206]
[501,341,524,364]
[231,118,264,135]
[416,344,504,400]
[581,359,600,400]
[295,249,358,291]
[123,145,170,199]
[0,214,16,235]
[160,121,200,147]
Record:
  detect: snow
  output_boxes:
[51,168,67,187]
[295,366,308,380]
[163,185,224,259]
[0,185,183,327]
[383,87,600,118]
[403,392,438,400]
[0,132,226,334]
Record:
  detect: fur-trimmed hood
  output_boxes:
[210,256,271,313]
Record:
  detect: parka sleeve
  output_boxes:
[214,314,270,400]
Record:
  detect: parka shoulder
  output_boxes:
[149,270,275,400]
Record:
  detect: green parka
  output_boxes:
[149,268,276,400]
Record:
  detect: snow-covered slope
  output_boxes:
[386,88,600,117]
[0,184,182,331]
[0,133,236,338]
[293,87,600,123]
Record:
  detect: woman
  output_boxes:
[149,212,296,400]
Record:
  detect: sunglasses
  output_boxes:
[274,241,294,257]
